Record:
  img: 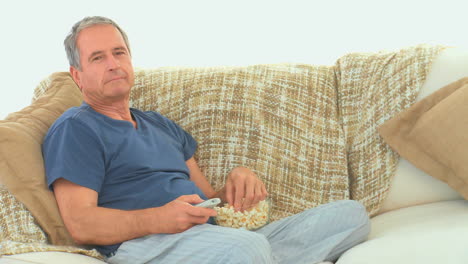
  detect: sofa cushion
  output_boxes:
[0,72,81,245]
[337,200,468,264]
[378,75,468,201]
[379,157,461,214]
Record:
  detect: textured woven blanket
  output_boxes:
[127,44,445,218]
[335,45,445,215]
[14,44,443,258]
[130,63,348,221]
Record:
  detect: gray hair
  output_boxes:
[64,16,131,70]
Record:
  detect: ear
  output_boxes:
[69,66,82,91]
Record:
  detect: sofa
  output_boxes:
[1,45,468,264]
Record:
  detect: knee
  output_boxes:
[337,200,371,238]
[228,231,274,264]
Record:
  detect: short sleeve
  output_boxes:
[42,119,106,192]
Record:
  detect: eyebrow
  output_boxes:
[88,50,104,62]
[113,46,127,52]
[87,46,128,62]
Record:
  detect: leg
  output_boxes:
[255,200,371,263]
[107,224,276,264]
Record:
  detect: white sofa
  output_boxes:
[1,48,467,264]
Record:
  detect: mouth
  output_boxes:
[105,76,126,84]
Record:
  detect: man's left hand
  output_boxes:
[224,167,268,211]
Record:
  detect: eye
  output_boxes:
[92,56,103,62]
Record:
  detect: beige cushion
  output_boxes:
[337,200,468,264]
[0,72,82,245]
[378,75,468,200]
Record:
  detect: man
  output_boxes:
[42,16,371,264]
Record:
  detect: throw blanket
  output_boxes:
[335,45,445,215]
[131,63,348,221]
[128,44,445,218]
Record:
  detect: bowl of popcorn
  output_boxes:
[214,199,271,230]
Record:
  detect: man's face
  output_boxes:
[71,24,134,102]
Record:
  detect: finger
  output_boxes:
[234,177,246,211]
[260,182,268,201]
[189,206,217,217]
[177,194,204,204]
[176,215,206,231]
[247,180,264,210]
[225,181,234,206]
[262,183,268,199]
[253,182,263,205]
[187,215,211,225]
[242,178,256,211]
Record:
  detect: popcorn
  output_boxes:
[214,199,270,230]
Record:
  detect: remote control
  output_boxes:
[194,198,221,208]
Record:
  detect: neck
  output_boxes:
[84,97,136,128]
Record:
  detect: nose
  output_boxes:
[106,55,120,71]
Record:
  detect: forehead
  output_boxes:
[76,24,127,56]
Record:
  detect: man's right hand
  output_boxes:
[151,195,217,234]
[54,179,218,245]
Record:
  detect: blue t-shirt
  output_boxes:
[42,102,208,256]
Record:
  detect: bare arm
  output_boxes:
[186,157,219,199]
[186,157,268,211]
[53,178,216,245]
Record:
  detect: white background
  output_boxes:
[1,0,467,118]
